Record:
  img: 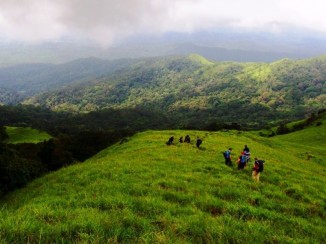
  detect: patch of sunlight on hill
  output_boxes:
[188,54,214,65]
[277,121,325,146]
[241,63,272,82]
[5,126,52,144]
[271,117,326,166]
[270,58,294,66]
[0,129,325,243]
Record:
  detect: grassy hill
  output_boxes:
[0,123,325,242]
[5,126,52,144]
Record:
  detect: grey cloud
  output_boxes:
[60,0,166,28]
[0,0,325,44]
[56,0,175,44]
[0,0,65,42]
[0,0,180,44]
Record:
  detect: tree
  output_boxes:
[0,126,8,142]
[276,124,290,135]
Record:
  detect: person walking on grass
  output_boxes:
[252,157,265,182]
[184,135,190,143]
[237,151,247,170]
[196,137,202,148]
[179,136,183,143]
[223,148,232,166]
[243,145,251,162]
[243,145,250,154]
[166,136,174,145]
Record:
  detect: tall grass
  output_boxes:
[0,124,325,243]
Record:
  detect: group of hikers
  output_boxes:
[167,136,265,182]
[223,145,265,182]
[167,135,203,148]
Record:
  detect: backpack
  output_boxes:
[223,151,230,158]
[240,155,247,163]
[257,160,265,172]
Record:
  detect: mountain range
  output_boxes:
[1,31,326,65]
[1,54,324,126]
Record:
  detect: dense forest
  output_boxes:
[1,54,326,146]
[0,119,134,196]
[17,54,326,127]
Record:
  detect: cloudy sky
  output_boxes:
[0,0,325,45]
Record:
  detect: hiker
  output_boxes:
[243,145,250,153]
[196,137,202,148]
[166,136,174,145]
[179,136,183,143]
[237,151,247,170]
[243,145,251,162]
[223,148,232,166]
[252,157,265,182]
[184,135,190,143]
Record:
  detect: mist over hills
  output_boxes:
[0,57,138,101]
[1,31,326,65]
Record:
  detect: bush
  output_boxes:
[276,124,290,135]
[0,145,46,196]
[0,126,8,141]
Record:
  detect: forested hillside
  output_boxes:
[22,55,326,127]
[0,57,137,101]
[0,54,325,128]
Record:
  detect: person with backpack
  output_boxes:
[252,157,265,182]
[184,135,190,143]
[166,136,174,145]
[196,137,202,148]
[243,145,250,154]
[237,151,247,170]
[243,145,251,162]
[223,148,232,166]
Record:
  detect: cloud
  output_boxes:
[56,0,178,44]
[0,0,65,42]
[0,0,325,44]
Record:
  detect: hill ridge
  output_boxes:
[16,55,325,129]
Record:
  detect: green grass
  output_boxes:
[188,54,214,65]
[0,124,325,242]
[5,126,52,144]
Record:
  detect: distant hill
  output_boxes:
[21,54,326,127]
[2,31,326,65]
[0,87,20,105]
[0,123,325,242]
[166,42,294,62]
[0,57,137,101]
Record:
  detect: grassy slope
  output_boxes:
[5,126,52,144]
[0,125,325,242]
[272,122,326,167]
